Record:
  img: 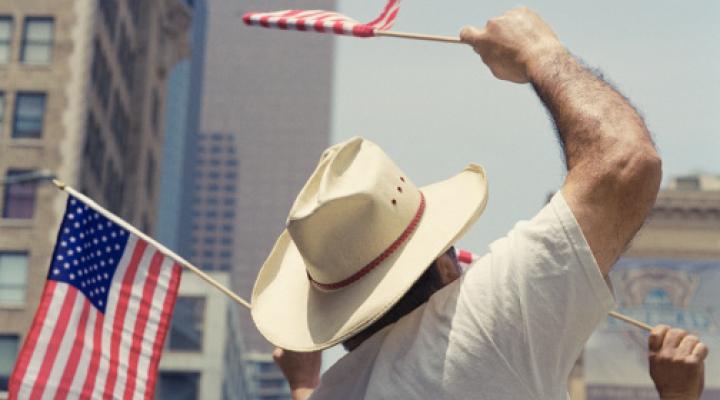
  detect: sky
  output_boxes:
[322,0,719,369]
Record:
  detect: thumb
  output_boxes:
[459,26,486,44]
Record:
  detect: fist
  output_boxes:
[648,325,709,400]
[460,7,564,83]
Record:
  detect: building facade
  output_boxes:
[157,271,250,400]
[187,132,240,272]
[0,0,190,395]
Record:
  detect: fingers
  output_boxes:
[691,342,710,362]
[663,328,688,349]
[677,335,700,357]
[459,26,487,45]
[649,324,670,352]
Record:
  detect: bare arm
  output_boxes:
[460,8,661,275]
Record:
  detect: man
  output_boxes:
[250,7,696,399]
[273,324,709,400]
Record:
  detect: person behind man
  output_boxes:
[247,6,704,400]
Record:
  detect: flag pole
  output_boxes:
[608,310,652,331]
[52,180,252,310]
[374,30,463,44]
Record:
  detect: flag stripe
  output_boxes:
[53,300,91,400]
[65,308,98,400]
[122,250,164,399]
[112,245,156,398]
[8,280,58,398]
[102,239,148,398]
[79,311,104,399]
[17,284,70,399]
[29,288,79,399]
[43,291,87,400]
[143,263,182,400]
[367,0,398,27]
[133,257,175,400]
[90,234,139,398]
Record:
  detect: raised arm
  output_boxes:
[460,8,661,275]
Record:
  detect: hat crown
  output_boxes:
[287,137,422,287]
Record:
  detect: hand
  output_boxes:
[459,7,565,83]
[649,325,709,400]
[272,347,321,400]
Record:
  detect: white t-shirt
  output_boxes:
[310,192,615,400]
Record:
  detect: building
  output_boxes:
[198,0,335,355]
[244,353,291,400]
[156,0,207,257]
[579,174,720,400]
[186,1,336,396]
[187,132,239,272]
[157,271,250,399]
[0,0,191,396]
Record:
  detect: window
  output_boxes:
[12,92,46,138]
[0,253,27,305]
[0,17,12,64]
[0,335,19,391]
[156,372,200,400]
[2,170,37,219]
[21,17,54,65]
[167,296,205,351]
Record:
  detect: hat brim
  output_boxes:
[251,164,488,351]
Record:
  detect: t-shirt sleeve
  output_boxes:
[455,191,615,398]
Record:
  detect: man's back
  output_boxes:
[311,193,614,400]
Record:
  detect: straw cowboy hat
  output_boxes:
[251,137,488,351]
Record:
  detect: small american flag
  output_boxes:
[9,195,182,399]
[457,249,478,271]
[243,0,401,37]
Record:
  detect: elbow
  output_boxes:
[614,142,662,204]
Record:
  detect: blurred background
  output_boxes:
[0,0,717,399]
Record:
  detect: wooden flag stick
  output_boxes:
[375,30,463,44]
[52,180,252,310]
[609,310,652,331]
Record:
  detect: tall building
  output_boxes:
[156,0,207,256]
[198,0,335,356]
[581,174,720,400]
[187,132,239,272]
[0,0,191,396]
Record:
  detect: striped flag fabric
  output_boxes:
[456,249,478,271]
[243,0,401,37]
[9,195,182,399]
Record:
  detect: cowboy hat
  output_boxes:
[251,137,488,351]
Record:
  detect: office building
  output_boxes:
[0,0,191,396]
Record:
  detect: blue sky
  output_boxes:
[331,0,719,252]
[323,0,719,368]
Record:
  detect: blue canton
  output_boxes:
[49,196,130,313]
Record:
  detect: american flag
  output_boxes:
[457,249,478,271]
[9,195,182,399]
[243,0,401,37]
